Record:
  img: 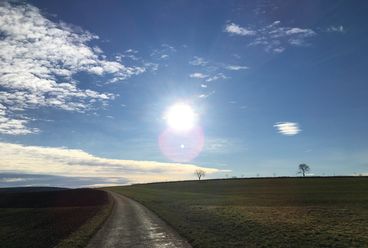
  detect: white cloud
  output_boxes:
[0,2,146,135]
[284,27,315,36]
[125,49,138,53]
[198,90,215,99]
[228,21,317,53]
[273,47,285,53]
[189,72,208,79]
[206,73,228,82]
[267,20,281,28]
[188,57,247,82]
[274,122,301,136]
[327,25,345,33]
[224,23,256,36]
[189,56,208,66]
[151,43,176,60]
[0,142,220,185]
[225,65,249,70]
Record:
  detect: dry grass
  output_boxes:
[107,177,368,248]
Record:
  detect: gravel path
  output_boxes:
[86,191,191,248]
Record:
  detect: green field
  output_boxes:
[107,177,368,248]
[0,188,113,248]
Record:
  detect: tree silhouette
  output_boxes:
[194,169,205,180]
[298,163,310,177]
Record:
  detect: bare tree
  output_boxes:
[298,163,310,177]
[195,169,205,180]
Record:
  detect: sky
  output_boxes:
[1,0,368,187]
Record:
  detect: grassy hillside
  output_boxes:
[107,177,368,248]
[0,188,113,248]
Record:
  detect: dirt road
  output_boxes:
[86,191,191,248]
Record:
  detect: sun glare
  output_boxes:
[165,103,197,132]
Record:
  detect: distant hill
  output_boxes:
[0,187,67,193]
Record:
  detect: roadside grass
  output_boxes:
[0,188,113,248]
[107,177,368,248]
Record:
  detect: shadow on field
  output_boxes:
[0,188,108,208]
[0,188,112,248]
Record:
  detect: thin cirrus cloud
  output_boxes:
[189,56,209,66]
[198,90,215,99]
[224,23,256,36]
[150,43,176,60]
[274,122,301,136]
[0,2,147,135]
[189,56,248,71]
[224,21,317,53]
[188,56,247,85]
[189,72,209,79]
[0,142,220,187]
[326,25,345,33]
[189,71,229,82]
[225,65,249,71]
[205,73,228,82]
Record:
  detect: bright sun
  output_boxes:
[165,103,196,132]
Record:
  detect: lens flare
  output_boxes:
[164,103,196,132]
[159,127,205,162]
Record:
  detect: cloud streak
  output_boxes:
[189,72,209,79]
[0,142,220,186]
[225,65,249,71]
[225,21,317,53]
[0,173,129,188]
[274,122,301,136]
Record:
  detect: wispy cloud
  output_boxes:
[189,56,249,73]
[189,72,209,79]
[204,137,246,154]
[225,65,249,71]
[326,25,345,33]
[189,56,209,66]
[206,73,228,82]
[224,23,256,36]
[0,173,129,188]
[150,43,176,60]
[0,2,146,135]
[115,49,140,61]
[225,21,317,53]
[274,122,301,136]
[0,142,219,185]
[198,90,215,99]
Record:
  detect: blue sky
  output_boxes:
[1,0,368,187]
